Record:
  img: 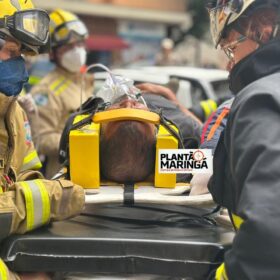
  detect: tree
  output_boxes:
[187,0,209,39]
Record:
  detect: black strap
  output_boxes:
[124,183,135,206]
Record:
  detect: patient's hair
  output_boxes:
[100,121,156,183]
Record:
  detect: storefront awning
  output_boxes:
[86,35,130,51]
[33,0,191,25]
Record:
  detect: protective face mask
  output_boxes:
[61,46,87,73]
[0,56,29,96]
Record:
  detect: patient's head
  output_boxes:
[100,99,156,183]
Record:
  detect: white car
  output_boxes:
[93,66,230,108]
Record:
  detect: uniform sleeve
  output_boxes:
[217,93,280,279]
[200,104,230,153]
[19,108,42,173]
[0,178,85,241]
[31,89,62,156]
[0,259,20,280]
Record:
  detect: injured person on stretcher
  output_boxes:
[57,69,214,205]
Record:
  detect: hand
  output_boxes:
[189,173,212,196]
[18,93,37,114]
[19,272,52,280]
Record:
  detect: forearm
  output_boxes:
[0,179,84,238]
[174,101,202,125]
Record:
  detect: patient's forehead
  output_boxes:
[106,97,148,111]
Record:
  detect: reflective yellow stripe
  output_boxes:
[0,259,8,280]
[55,80,72,96]
[22,150,42,171]
[0,187,3,194]
[20,181,35,231]
[208,99,218,112]
[19,180,51,231]
[35,180,51,225]
[29,75,42,86]
[216,263,228,280]
[232,213,244,230]
[49,76,66,92]
[200,100,218,119]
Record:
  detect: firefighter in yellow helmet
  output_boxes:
[29,9,94,178]
[0,1,85,279]
[206,0,280,279]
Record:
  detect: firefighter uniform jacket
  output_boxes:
[30,67,94,178]
[0,94,85,279]
[208,39,280,280]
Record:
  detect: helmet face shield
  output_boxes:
[207,0,257,47]
[53,20,88,46]
[208,0,235,47]
[0,9,49,46]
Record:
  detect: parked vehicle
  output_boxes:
[93,66,230,108]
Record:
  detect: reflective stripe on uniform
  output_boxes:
[215,263,228,280]
[200,100,218,119]
[19,180,50,231]
[54,79,72,96]
[29,75,42,86]
[22,150,42,172]
[207,107,230,141]
[0,259,8,280]
[232,213,244,230]
[49,76,66,92]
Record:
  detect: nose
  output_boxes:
[0,39,22,60]
[119,98,138,108]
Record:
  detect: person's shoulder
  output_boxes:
[30,69,57,95]
[232,73,280,112]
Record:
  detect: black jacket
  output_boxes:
[209,39,280,279]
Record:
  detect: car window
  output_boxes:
[176,80,193,108]
[171,76,209,107]
[211,80,231,98]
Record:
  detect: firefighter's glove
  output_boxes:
[18,93,37,114]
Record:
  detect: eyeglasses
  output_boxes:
[220,35,247,59]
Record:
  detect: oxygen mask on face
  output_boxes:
[80,63,146,111]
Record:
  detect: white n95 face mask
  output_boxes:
[61,46,87,73]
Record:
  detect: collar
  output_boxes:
[0,94,16,118]
[229,39,280,94]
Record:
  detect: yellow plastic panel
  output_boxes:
[69,121,100,189]
[93,108,160,124]
[155,125,178,188]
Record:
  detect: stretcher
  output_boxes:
[0,184,234,280]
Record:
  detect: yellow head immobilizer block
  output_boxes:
[69,109,178,189]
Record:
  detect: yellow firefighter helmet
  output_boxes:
[49,9,88,48]
[0,0,50,54]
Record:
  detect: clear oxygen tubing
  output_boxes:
[79,63,147,112]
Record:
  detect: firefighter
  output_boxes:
[206,0,280,279]
[29,9,94,178]
[0,1,85,279]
